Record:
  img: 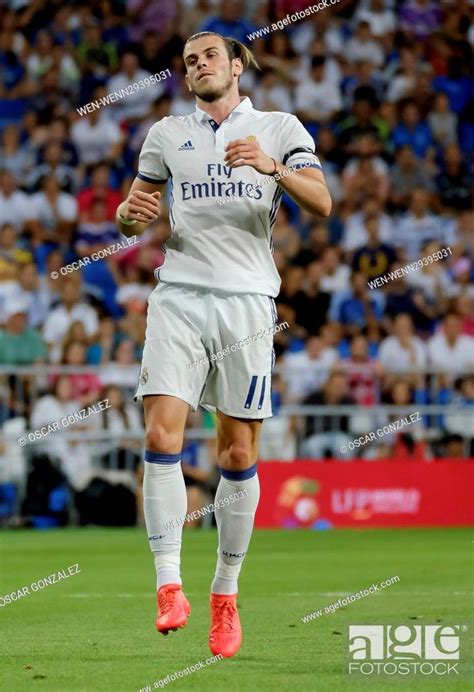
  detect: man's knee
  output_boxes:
[145,424,182,454]
[220,442,254,470]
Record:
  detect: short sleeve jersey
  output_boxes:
[138,97,322,297]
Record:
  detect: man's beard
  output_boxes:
[192,70,234,102]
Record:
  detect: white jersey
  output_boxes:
[138,97,321,297]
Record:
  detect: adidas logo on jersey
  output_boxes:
[178,140,195,150]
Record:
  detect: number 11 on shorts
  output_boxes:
[244,375,266,410]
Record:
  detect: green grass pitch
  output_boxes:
[1,527,473,691]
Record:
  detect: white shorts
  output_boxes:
[135,282,277,419]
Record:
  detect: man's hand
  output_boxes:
[121,190,161,223]
[224,138,275,175]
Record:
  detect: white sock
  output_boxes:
[211,467,260,595]
[143,451,187,590]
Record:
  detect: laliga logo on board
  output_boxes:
[275,476,332,530]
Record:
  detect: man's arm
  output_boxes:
[115,177,166,237]
[225,139,332,217]
[272,164,331,217]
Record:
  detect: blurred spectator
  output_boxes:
[399,0,441,41]
[56,337,102,407]
[0,29,26,98]
[355,0,396,39]
[75,198,121,256]
[436,144,473,212]
[378,313,427,384]
[428,312,474,381]
[42,277,99,362]
[296,56,342,124]
[433,56,472,115]
[386,49,419,103]
[87,316,120,365]
[282,335,338,403]
[404,241,451,310]
[76,22,118,76]
[444,376,474,448]
[0,298,47,365]
[382,261,439,332]
[332,271,384,336]
[351,213,396,281]
[29,376,95,489]
[320,247,350,294]
[340,334,381,406]
[389,145,435,210]
[343,134,390,205]
[0,125,33,179]
[300,372,355,459]
[0,223,32,278]
[199,0,257,43]
[378,378,428,459]
[37,117,79,169]
[94,384,142,470]
[99,339,141,395]
[428,92,458,147]
[338,87,383,154]
[455,293,474,337]
[346,21,384,67]
[342,196,394,252]
[106,52,164,122]
[391,100,434,160]
[76,164,122,221]
[30,175,78,248]
[127,0,178,43]
[26,142,77,193]
[0,170,34,231]
[292,222,330,266]
[16,262,53,329]
[71,98,124,168]
[254,67,293,113]
[136,25,184,74]
[396,188,448,260]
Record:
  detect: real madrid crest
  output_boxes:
[140,367,149,385]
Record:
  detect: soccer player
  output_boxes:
[116,31,331,658]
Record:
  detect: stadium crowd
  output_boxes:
[0,0,473,512]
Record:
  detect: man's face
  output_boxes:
[445,315,460,340]
[184,36,241,102]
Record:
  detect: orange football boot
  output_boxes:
[155,583,191,635]
[209,593,242,658]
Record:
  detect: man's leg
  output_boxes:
[143,394,190,633]
[209,412,261,657]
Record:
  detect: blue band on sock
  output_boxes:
[144,450,181,464]
[219,463,257,480]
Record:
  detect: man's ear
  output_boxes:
[233,58,244,78]
[185,74,192,92]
